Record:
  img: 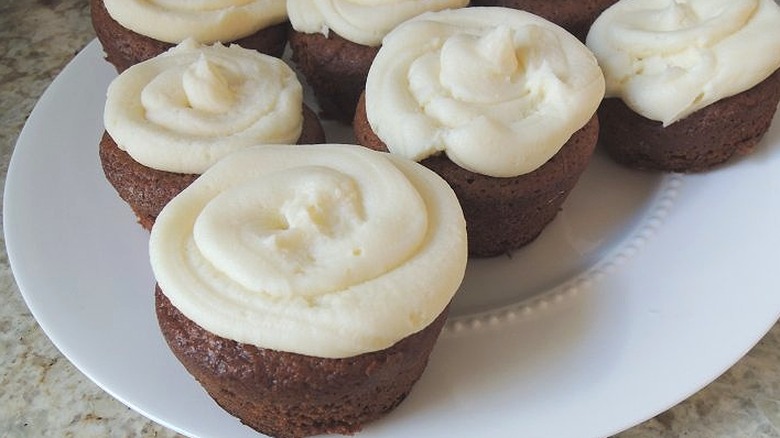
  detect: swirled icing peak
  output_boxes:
[103,0,287,44]
[104,40,304,174]
[365,7,605,177]
[149,144,467,358]
[286,0,469,46]
[182,55,236,113]
[586,0,780,126]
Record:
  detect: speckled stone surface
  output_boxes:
[0,1,778,438]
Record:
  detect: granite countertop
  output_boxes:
[1,1,779,437]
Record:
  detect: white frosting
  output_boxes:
[150,144,467,358]
[104,40,304,174]
[103,0,287,44]
[286,0,469,46]
[586,0,780,126]
[365,7,605,177]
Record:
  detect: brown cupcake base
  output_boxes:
[598,70,780,173]
[90,0,289,72]
[288,30,379,124]
[99,105,326,230]
[468,0,618,41]
[354,93,599,257]
[155,287,449,438]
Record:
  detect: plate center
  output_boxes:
[450,151,672,318]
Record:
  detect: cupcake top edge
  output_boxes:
[287,0,470,47]
[365,7,606,178]
[149,143,468,358]
[586,0,780,126]
[103,0,288,44]
[103,40,304,174]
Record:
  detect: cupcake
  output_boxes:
[99,40,325,230]
[586,0,780,172]
[90,0,289,72]
[354,7,605,257]
[150,144,468,438]
[468,0,618,41]
[286,0,469,123]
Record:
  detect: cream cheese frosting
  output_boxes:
[365,7,605,177]
[104,40,303,174]
[103,0,287,44]
[149,144,467,358]
[286,0,469,46]
[586,0,780,126]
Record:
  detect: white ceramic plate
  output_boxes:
[5,40,780,438]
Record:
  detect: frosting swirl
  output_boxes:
[287,0,469,46]
[365,7,605,177]
[150,144,467,358]
[104,40,304,174]
[586,0,780,126]
[103,0,287,44]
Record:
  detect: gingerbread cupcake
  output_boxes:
[586,0,780,172]
[286,0,469,123]
[355,7,605,257]
[150,144,467,438]
[468,0,618,41]
[100,40,325,230]
[90,0,289,72]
